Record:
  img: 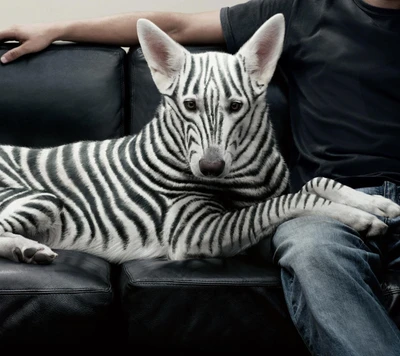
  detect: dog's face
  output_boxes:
[137,15,285,179]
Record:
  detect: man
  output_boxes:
[1,0,400,354]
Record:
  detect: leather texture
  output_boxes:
[119,256,308,353]
[0,43,126,148]
[0,250,114,344]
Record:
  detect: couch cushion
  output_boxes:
[0,250,114,344]
[0,44,126,148]
[119,256,309,353]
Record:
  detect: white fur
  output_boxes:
[237,13,285,86]
[137,19,188,93]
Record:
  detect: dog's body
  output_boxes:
[0,15,399,264]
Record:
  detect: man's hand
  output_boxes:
[0,23,58,64]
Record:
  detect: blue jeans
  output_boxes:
[272,181,400,356]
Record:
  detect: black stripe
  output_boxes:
[93,142,130,248]
[246,205,257,244]
[230,104,269,166]
[0,148,27,187]
[324,178,330,191]
[56,145,91,241]
[258,203,264,233]
[266,199,273,223]
[234,59,245,94]
[79,143,116,248]
[24,146,87,241]
[210,211,234,254]
[185,210,212,251]
[206,215,222,255]
[30,195,63,210]
[303,194,311,209]
[13,216,30,234]
[294,193,302,208]
[18,211,38,230]
[195,207,226,252]
[60,211,67,241]
[183,56,196,96]
[275,196,281,218]
[0,188,31,206]
[169,197,201,247]
[312,195,320,208]
[218,56,232,99]
[0,190,40,211]
[228,211,236,248]
[192,56,203,95]
[24,202,58,224]
[118,137,161,246]
[287,194,295,209]
[332,180,342,190]
[223,56,241,97]
[163,112,186,161]
[281,194,288,215]
[171,198,222,253]
[3,217,18,233]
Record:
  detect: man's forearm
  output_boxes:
[0,10,224,63]
[55,11,224,46]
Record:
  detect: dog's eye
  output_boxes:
[229,101,243,113]
[184,100,197,111]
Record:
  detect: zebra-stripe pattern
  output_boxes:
[0,16,396,264]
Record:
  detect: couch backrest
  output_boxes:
[0,44,126,148]
[127,46,291,161]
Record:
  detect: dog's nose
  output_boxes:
[199,159,225,177]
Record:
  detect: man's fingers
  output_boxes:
[1,43,30,64]
[0,28,21,64]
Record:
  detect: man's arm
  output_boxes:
[0,10,224,64]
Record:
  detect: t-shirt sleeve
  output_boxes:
[220,0,294,54]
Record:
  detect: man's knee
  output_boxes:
[272,215,366,268]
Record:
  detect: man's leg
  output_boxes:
[272,215,400,356]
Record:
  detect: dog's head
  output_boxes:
[137,14,285,179]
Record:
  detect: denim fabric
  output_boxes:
[272,181,400,356]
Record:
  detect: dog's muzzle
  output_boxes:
[199,147,225,177]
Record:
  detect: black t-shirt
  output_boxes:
[220,0,400,191]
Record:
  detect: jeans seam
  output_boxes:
[282,270,314,354]
[288,273,298,320]
[357,237,400,347]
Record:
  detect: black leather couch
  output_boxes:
[0,43,398,353]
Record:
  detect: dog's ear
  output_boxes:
[237,14,285,86]
[137,19,188,93]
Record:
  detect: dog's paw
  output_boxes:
[329,205,388,238]
[368,195,400,219]
[354,214,388,238]
[1,233,58,264]
[16,244,58,265]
